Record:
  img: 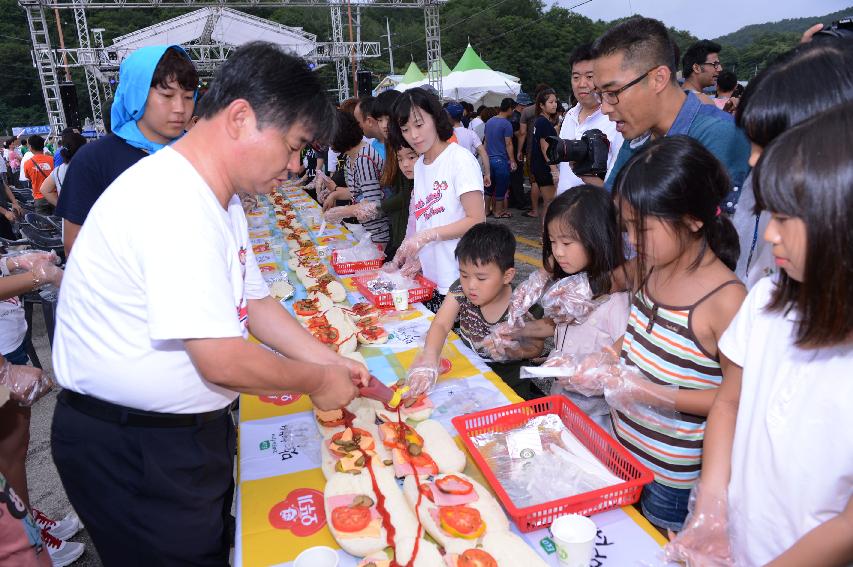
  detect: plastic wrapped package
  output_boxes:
[665,484,736,566]
[539,273,597,325]
[335,235,384,263]
[0,359,53,406]
[470,414,623,508]
[1,250,59,275]
[363,270,420,294]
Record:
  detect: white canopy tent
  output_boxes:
[441,44,520,106]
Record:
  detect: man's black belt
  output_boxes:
[59,390,231,428]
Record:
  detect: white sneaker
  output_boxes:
[32,508,82,540]
[41,529,85,567]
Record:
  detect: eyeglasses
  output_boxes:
[595,67,657,105]
[699,61,723,70]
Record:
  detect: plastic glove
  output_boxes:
[2,250,59,274]
[665,484,735,567]
[390,229,440,270]
[477,330,521,362]
[403,352,440,398]
[32,261,63,288]
[596,363,680,426]
[399,255,422,279]
[540,273,596,325]
[506,269,552,328]
[323,205,355,224]
[552,348,622,395]
[0,359,53,406]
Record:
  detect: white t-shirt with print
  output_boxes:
[413,143,484,294]
[0,294,26,355]
[53,147,269,413]
[556,104,623,195]
[719,277,853,567]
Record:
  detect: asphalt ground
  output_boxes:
[23,197,547,566]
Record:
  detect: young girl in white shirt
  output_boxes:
[386,88,485,312]
[667,103,853,566]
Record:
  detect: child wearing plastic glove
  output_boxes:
[403,224,544,398]
[385,88,485,313]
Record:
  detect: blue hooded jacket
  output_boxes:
[111,45,194,154]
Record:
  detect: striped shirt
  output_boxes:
[614,281,742,489]
[345,144,389,243]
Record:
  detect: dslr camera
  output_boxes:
[544,129,610,179]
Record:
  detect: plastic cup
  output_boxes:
[391,289,409,311]
[550,514,597,567]
[293,545,339,567]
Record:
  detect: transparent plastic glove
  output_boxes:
[403,352,440,397]
[390,229,440,269]
[0,359,53,406]
[323,205,355,224]
[553,348,622,395]
[399,255,422,279]
[602,365,680,424]
[665,484,735,567]
[2,250,59,274]
[540,273,596,325]
[476,330,521,362]
[506,269,552,328]
[32,261,63,288]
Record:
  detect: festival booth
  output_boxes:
[233,182,670,566]
[441,44,521,107]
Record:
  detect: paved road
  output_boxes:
[24,202,546,566]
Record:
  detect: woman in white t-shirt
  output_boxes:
[667,103,853,567]
[387,88,485,312]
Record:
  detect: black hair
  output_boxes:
[454,223,515,272]
[330,110,364,153]
[753,100,853,347]
[736,41,853,150]
[27,135,45,152]
[716,69,737,92]
[614,136,740,278]
[681,39,721,79]
[461,101,474,113]
[543,185,623,296]
[373,90,400,119]
[198,42,336,144]
[150,47,199,92]
[592,16,678,76]
[535,88,557,117]
[59,131,87,163]
[358,95,376,119]
[388,87,453,150]
[499,97,515,112]
[568,42,595,70]
[476,104,486,115]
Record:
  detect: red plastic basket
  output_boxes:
[451,395,654,532]
[353,272,437,308]
[330,247,385,275]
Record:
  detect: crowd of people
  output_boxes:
[0,12,850,567]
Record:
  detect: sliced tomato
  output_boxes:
[293,299,319,317]
[313,326,340,344]
[352,302,378,317]
[307,315,330,329]
[401,450,438,474]
[355,315,380,329]
[458,548,498,567]
[435,475,474,495]
[307,265,328,278]
[418,482,435,503]
[438,506,485,539]
[359,325,387,341]
[331,505,371,533]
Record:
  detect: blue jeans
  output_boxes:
[4,341,29,365]
[486,157,511,200]
[640,480,691,531]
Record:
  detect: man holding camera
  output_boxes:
[593,17,750,213]
[556,43,623,195]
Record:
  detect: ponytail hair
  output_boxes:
[614,136,740,280]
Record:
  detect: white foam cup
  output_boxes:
[391,289,409,311]
[550,514,597,567]
[293,545,339,567]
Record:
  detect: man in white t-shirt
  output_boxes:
[17,137,33,185]
[50,42,369,564]
[556,43,623,196]
[446,102,491,188]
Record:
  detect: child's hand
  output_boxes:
[404,352,440,397]
[324,205,354,224]
[0,360,54,406]
[507,269,552,327]
[540,273,596,325]
[665,484,734,566]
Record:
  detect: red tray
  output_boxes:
[451,395,653,532]
[330,247,385,275]
[353,273,437,308]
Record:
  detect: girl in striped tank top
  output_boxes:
[610,136,746,532]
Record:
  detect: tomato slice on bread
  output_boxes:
[331,505,371,533]
[458,548,498,567]
[435,475,474,495]
[439,506,485,539]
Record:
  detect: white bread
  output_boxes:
[415,420,466,475]
[480,531,550,566]
[402,472,509,554]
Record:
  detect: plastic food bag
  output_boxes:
[539,273,597,325]
[0,360,53,407]
[336,234,383,263]
[470,414,623,507]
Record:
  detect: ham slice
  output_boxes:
[428,484,479,507]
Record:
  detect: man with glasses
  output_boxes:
[682,40,723,105]
[593,17,750,213]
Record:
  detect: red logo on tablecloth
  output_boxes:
[258,393,302,406]
[268,488,325,536]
